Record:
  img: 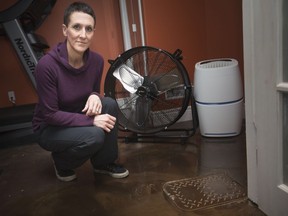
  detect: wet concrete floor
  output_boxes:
[0,129,266,216]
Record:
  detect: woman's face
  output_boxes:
[62,11,95,55]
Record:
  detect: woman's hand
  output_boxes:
[82,94,102,116]
[93,114,116,132]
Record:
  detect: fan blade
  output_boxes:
[113,64,144,93]
[135,97,151,127]
[154,74,179,91]
[153,68,180,92]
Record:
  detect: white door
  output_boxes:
[243,0,288,215]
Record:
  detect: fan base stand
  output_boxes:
[118,121,198,144]
[118,94,199,144]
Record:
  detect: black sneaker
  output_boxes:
[94,163,129,178]
[54,165,77,182]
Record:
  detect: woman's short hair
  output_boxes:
[64,1,96,26]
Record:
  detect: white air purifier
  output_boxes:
[194,58,243,137]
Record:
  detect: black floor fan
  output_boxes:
[104,46,198,143]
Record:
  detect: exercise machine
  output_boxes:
[0,0,56,140]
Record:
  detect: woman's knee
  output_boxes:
[84,127,105,146]
[69,127,106,156]
[102,97,118,115]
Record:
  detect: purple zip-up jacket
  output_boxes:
[32,41,104,132]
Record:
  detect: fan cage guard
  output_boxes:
[104,46,198,138]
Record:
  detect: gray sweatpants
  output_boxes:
[36,97,119,170]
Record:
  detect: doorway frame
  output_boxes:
[243,0,288,215]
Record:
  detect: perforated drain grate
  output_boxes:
[163,173,247,211]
